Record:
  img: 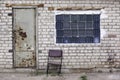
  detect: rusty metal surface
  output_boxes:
[13,8,36,67]
[57,7,104,10]
[6,3,44,7]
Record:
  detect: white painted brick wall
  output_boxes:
[0,0,120,70]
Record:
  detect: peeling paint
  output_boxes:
[19,31,27,40]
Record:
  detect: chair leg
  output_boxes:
[47,64,49,76]
[58,65,61,75]
[59,65,61,74]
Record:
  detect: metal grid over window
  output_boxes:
[56,14,100,43]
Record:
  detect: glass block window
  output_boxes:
[56,14,100,43]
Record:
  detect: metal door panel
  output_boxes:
[13,8,36,67]
[15,52,35,67]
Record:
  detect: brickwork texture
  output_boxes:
[0,0,120,70]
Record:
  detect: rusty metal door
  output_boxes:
[13,8,36,68]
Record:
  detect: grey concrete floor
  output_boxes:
[0,72,120,80]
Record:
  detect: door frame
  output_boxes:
[12,6,38,68]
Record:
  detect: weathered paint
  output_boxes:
[13,8,36,68]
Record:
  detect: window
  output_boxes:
[56,13,100,43]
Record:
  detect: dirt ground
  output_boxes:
[0,72,120,80]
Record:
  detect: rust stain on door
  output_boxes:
[13,8,36,67]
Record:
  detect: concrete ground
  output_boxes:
[0,72,120,80]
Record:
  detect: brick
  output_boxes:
[108,34,117,38]
[48,7,54,11]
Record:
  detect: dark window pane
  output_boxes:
[86,15,93,21]
[71,15,78,22]
[56,37,63,43]
[56,14,100,43]
[57,30,63,37]
[86,30,93,36]
[63,30,72,37]
[93,15,100,21]
[79,29,85,36]
[71,22,77,29]
[56,15,63,22]
[63,37,72,43]
[56,22,63,29]
[94,37,100,43]
[72,37,79,43]
[63,22,70,29]
[86,37,93,43]
[86,21,93,29]
[94,29,100,37]
[64,15,70,22]
[93,21,100,29]
[79,15,86,21]
[72,29,78,37]
[79,37,86,43]
[78,22,85,29]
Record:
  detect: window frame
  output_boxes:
[54,10,101,44]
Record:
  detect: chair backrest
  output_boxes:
[49,50,62,57]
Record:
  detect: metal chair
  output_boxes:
[46,50,63,75]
